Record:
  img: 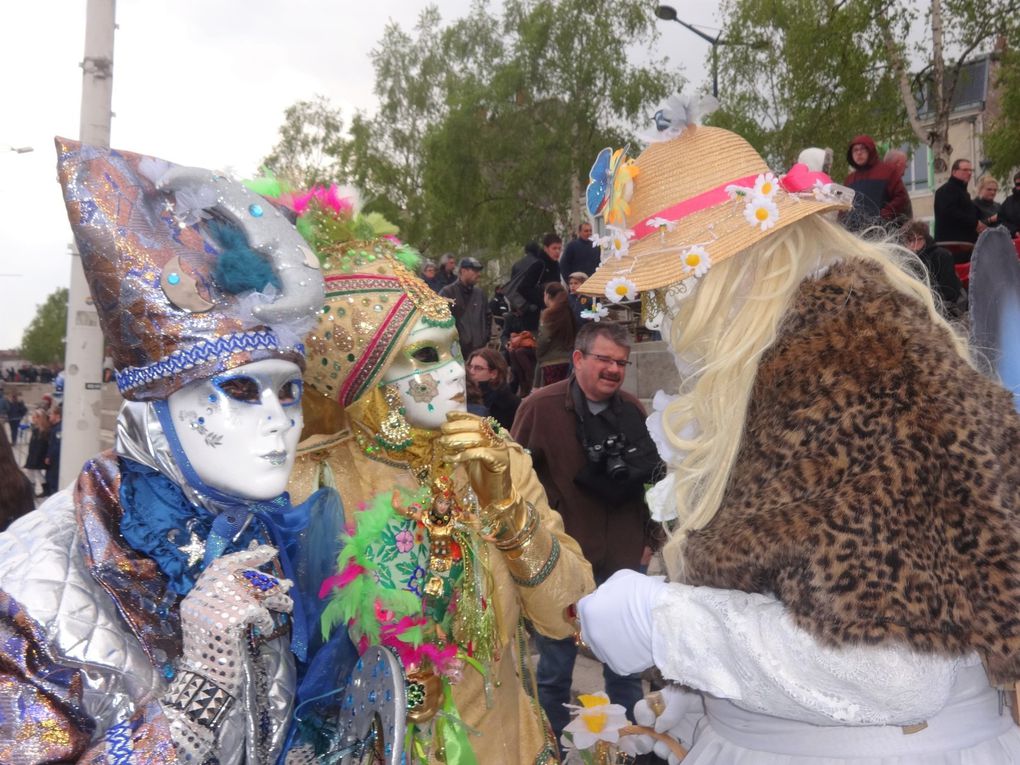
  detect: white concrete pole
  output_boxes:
[60,0,116,487]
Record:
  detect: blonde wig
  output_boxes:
[659,213,972,578]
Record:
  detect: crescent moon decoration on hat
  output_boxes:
[579,103,855,329]
[55,138,325,401]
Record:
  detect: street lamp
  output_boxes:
[655,5,726,98]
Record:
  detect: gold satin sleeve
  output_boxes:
[505,441,595,640]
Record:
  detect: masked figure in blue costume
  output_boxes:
[0,139,388,764]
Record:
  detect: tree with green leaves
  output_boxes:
[261,95,347,188]
[878,0,1020,174]
[326,0,676,260]
[984,47,1020,176]
[711,0,1019,175]
[20,288,67,366]
[710,0,912,167]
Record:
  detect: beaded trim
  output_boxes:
[509,536,561,588]
[342,294,416,406]
[115,329,286,393]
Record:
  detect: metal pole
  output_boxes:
[60,0,116,487]
[711,44,719,98]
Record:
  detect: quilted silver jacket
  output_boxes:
[0,486,294,764]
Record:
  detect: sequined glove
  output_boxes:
[163,545,293,757]
[438,412,525,539]
[578,569,667,675]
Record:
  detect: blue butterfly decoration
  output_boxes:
[586,147,614,218]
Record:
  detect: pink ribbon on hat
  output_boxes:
[630,174,758,241]
[629,164,833,242]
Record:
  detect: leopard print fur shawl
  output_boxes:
[682,260,1020,684]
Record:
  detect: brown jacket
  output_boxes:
[512,378,653,578]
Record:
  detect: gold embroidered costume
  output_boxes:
[289,238,594,764]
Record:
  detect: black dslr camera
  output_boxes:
[586,432,638,481]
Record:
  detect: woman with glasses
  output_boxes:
[466,348,521,430]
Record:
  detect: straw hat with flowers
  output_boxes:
[580,115,852,307]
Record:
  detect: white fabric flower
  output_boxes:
[580,300,610,322]
[605,276,637,303]
[753,172,779,199]
[725,183,752,200]
[646,472,679,522]
[606,225,634,259]
[743,194,780,231]
[561,693,632,751]
[647,216,676,231]
[680,246,712,278]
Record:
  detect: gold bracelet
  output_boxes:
[493,501,539,554]
[508,531,560,587]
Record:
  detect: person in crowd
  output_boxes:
[973,175,1001,226]
[0,425,34,533]
[435,252,458,292]
[503,307,538,397]
[535,282,576,389]
[567,271,594,324]
[421,259,442,292]
[6,391,27,445]
[466,347,521,430]
[39,393,53,413]
[901,219,964,315]
[559,221,601,280]
[22,407,49,497]
[287,227,594,764]
[934,158,983,245]
[0,139,347,763]
[883,148,914,222]
[488,283,511,340]
[513,321,662,752]
[576,122,1020,762]
[440,256,489,362]
[842,134,910,231]
[506,235,563,333]
[42,403,61,498]
[998,171,1020,237]
[0,390,8,427]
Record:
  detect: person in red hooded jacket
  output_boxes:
[842,134,910,231]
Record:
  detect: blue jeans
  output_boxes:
[533,632,644,750]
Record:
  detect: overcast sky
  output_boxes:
[0,0,719,350]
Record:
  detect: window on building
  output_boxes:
[899,144,931,192]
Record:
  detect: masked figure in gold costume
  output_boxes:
[287,230,595,764]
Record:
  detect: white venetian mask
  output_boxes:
[166,358,304,500]
[380,319,467,430]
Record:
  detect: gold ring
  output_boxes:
[479,417,504,448]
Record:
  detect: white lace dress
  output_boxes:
[651,584,1020,763]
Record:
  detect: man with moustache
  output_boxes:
[512,321,661,751]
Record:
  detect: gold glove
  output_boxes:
[438,412,525,540]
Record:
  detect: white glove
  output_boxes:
[630,685,700,764]
[578,569,666,675]
[178,543,293,694]
[163,545,293,759]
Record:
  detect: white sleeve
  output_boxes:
[650,584,964,727]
